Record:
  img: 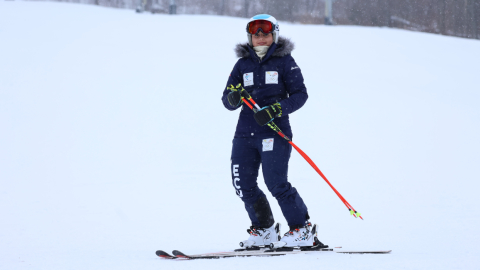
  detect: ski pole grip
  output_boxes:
[240,89,251,99]
[241,91,261,110]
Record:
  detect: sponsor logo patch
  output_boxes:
[243,72,254,86]
[265,71,278,84]
[262,138,274,151]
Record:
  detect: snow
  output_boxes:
[1,1,479,269]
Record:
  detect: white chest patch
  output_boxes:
[265,71,278,84]
[262,138,274,152]
[243,72,254,86]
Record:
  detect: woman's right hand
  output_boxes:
[226,84,245,107]
[227,91,242,107]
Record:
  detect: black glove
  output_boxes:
[227,91,242,107]
[226,84,245,107]
[254,103,282,126]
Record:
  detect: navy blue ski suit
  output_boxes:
[221,37,309,228]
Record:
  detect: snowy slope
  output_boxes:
[1,1,480,269]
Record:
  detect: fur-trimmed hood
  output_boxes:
[234,36,295,58]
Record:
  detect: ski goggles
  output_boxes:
[246,20,274,35]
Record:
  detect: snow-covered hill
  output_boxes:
[1,1,479,269]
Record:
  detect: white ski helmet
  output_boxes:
[246,14,279,46]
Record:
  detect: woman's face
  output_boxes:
[252,32,273,47]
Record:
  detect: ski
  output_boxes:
[168,247,334,259]
[156,248,391,259]
[171,249,274,259]
[336,250,392,254]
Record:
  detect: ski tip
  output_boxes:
[172,250,190,258]
[155,250,175,259]
[155,250,168,256]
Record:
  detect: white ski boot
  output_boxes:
[269,222,326,249]
[239,223,281,248]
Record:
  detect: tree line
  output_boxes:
[43,0,480,40]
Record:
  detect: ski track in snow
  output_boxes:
[1,1,479,269]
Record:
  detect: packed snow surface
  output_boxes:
[1,1,479,269]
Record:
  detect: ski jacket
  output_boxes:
[222,36,308,139]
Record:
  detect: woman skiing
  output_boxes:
[221,14,326,249]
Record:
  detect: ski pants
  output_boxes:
[231,137,309,228]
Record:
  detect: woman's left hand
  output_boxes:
[254,103,282,126]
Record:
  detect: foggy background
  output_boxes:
[28,0,480,40]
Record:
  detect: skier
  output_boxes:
[222,14,326,249]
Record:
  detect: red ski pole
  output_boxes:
[230,84,363,220]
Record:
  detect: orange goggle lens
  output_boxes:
[247,20,274,34]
